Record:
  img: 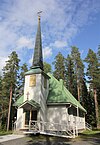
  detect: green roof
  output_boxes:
[19,99,40,109]
[25,67,42,75]
[14,73,86,112]
[13,96,40,109]
[47,73,86,112]
[13,95,24,107]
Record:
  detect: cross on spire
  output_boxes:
[37,11,42,17]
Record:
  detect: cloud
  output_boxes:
[16,36,34,50]
[52,40,68,48]
[29,46,52,64]
[29,57,33,65]
[43,47,52,59]
[0,56,8,74]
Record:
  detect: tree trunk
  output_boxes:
[94,88,99,128]
[77,86,80,101]
[7,84,12,131]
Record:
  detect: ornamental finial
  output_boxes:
[37,11,42,21]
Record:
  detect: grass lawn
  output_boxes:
[79,129,100,138]
[0,130,13,136]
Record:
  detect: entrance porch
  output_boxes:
[16,99,40,131]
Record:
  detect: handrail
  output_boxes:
[29,120,78,138]
[85,122,92,130]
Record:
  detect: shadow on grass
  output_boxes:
[78,131,100,145]
[26,134,72,145]
[79,131,100,138]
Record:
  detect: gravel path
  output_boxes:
[0,135,100,145]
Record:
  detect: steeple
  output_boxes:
[32,12,43,70]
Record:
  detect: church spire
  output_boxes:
[32,12,43,70]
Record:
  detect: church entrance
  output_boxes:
[25,110,37,125]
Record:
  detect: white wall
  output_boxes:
[47,106,67,124]
[24,74,41,103]
[38,74,49,122]
[47,105,85,131]
[16,108,23,130]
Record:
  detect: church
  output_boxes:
[14,14,86,138]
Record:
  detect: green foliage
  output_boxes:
[65,54,77,97]
[0,130,12,135]
[71,46,84,77]
[85,49,100,88]
[43,62,52,73]
[53,52,66,83]
[85,91,96,126]
[19,63,28,96]
[71,46,85,101]
[1,51,20,129]
[85,49,100,128]
[79,129,100,139]
[97,45,100,61]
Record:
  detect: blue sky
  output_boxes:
[0,0,100,73]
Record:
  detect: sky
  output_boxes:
[0,0,100,73]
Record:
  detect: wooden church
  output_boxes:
[14,14,86,138]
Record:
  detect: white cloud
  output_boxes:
[53,40,68,48]
[43,47,52,59]
[29,46,52,64]
[29,57,33,65]
[0,56,8,74]
[16,36,33,50]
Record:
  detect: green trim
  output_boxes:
[25,68,50,79]
[25,68,42,75]
[19,99,40,109]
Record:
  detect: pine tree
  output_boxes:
[97,45,100,61]
[71,46,84,101]
[43,62,52,73]
[2,51,20,130]
[0,75,3,129]
[85,49,100,128]
[19,63,28,96]
[53,52,66,83]
[13,63,28,99]
[97,45,100,127]
[85,91,96,126]
[65,54,77,96]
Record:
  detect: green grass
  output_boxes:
[0,130,13,136]
[79,129,100,138]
